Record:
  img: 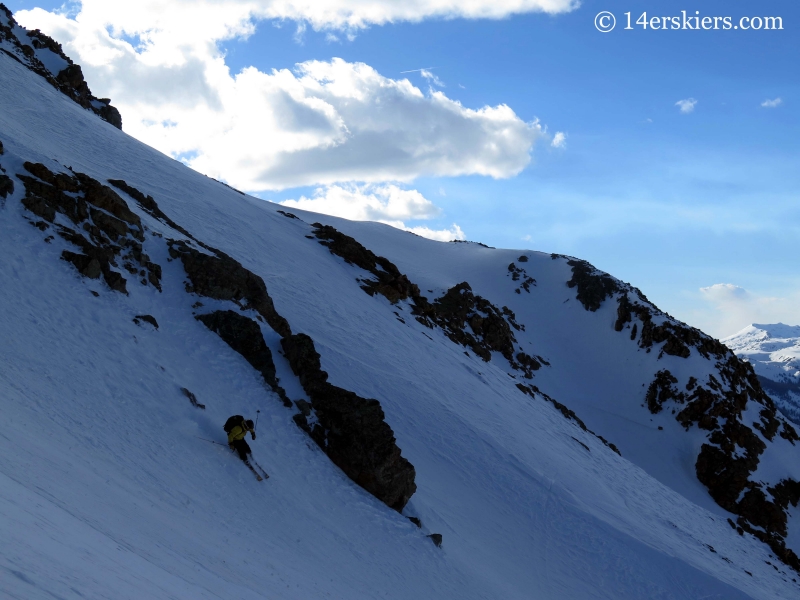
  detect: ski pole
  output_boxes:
[255,410,260,432]
[196,436,227,447]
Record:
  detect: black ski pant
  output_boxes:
[231,438,251,462]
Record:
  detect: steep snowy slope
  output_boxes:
[2,14,800,600]
[725,324,800,424]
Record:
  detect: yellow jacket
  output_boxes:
[227,422,256,444]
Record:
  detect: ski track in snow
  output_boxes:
[1,49,799,599]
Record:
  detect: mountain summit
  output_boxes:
[725,323,800,424]
[1,7,800,599]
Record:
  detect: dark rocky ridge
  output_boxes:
[313,223,420,303]
[18,162,160,293]
[109,179,193,239]
[281,333,417,511]
[0,172,14,199]
[415,282,542,378]
[645,359,800,571]
[561,254,800,572]
[196,310,292,408]
[0,4,122,129]
[168,239,291,339]
[559,256,624,312]
[313,223,544,379]
[0,142,12,198]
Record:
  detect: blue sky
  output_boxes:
[9,0,800,336]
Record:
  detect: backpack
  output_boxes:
[223,415,244,433]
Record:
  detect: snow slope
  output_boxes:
[1,23,800,600]
[725,324,800,424]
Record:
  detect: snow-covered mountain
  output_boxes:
[2,7,800,599]
[725,324,800,425]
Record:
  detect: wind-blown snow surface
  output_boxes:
[1,48,799,599]
[725,324,800,424]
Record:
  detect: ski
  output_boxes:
[197,435,266,480]
[244,460,263,481]
[250,460,270,479]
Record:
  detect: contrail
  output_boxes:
[400,67,437,74]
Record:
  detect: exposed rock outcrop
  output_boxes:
[281,333,417,511]
[427,534,443,548]
[313,223,420,303]
[311,223,543,379]
[646,356,800,571]
[0,139,12,200]
[180,387,205,410]
[0,172,13,199]
[196,310,291,407]
[0,5,122,128]
[507,261,535,294]
[414,282,542,378]
[168,239,291,339]
[133,314,159,329]
[560,256,622,312]
[18,162,160,293]
[109,179,192,239]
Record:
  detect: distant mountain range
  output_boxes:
[725,324,800,424]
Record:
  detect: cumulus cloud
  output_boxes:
[280,183,441,222]
[675,98,697,114]
[18,5,545,191]
[551,131,566,148]
[402,223,465,242]
[698,283,800,338]
[761,97,783,108]
[700,283,750,304]
[43,0,579,35]
[279,183,465,241]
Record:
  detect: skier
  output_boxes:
[222,414,268,480]
[224,415,257,462]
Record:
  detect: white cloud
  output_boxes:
[18,5,545,191]
[698,283,800,338]
[700,283,749,304]
[761,97,783,108]
[675,98,697,114]
[293,21,307,43]
[401,223,465,242]
[279,183,465,241]
[420,69,445,87]
[280,183,441,221]
[551,131,566,148]
[47,0,579,35]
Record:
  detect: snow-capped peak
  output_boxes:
[725,323,800,423]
